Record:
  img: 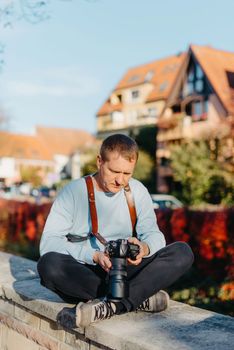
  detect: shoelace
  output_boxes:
[137,298,150,311]
[94,301,116,321]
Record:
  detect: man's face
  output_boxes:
[96,151,136,193]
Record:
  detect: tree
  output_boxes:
[0,1,50,28]
[170,140,234,206]
[20,165,43,187]
[0,0,94,28]
[134,150,155,190]
[133,126,157,192]
[0,1,95,69]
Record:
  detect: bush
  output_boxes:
[170,141,234,206]
[0,199,233,315]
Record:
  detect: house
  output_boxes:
[96,44,234,193]
[0,127,97,187]
[36,126,97,179]
[157,45,234,192]
[0,131,54,186]
[96,52,186,138]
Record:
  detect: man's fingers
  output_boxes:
[127,257,142,265]
[100,256,111,271]
[128,237,139,244]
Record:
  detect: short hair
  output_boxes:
[100,134,139,162]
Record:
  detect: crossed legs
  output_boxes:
[37,241,194,310]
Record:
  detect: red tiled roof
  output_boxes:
[191,45,234,115]
[97,53,186,116]
[116,54,185,91]
[36,126,97,156]
[0,131,53,160]
[97,101,122,117]
[97,45,234,119]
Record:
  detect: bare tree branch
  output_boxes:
[0,0,97,70]
[0,0,96,27]
[1,0,50,27]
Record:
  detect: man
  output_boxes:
[37,134,194,328]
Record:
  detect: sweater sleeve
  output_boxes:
[39,183,97,265]
[134,181,166,256]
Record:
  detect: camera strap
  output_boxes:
[85,175,108,245]
[85,175,137,245]
[123,184,137,238]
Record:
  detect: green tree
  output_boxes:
[170,141,234,205]
[20,166,43,187]
[133,126,157,192]
[134,150,155,191]
[81,152,98,176]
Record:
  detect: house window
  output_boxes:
[195,79,204,93]
[144,70,154,82]
[183,61,206,97]
[185,99,208,122]
[111,111,124,124]
[128,75,139,83]
[226,71,234,88]
[117,94,122,103]
[196,65,203,79]
[160,157,170,166]
[187,82,194,95]
[194,101,202,115]
[131,90,139,101]
[159,81,168,92]
[188,67,195,82]
[148,107,158,118]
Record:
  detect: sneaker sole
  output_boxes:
[57,306,76,328]
[153,290,170,312]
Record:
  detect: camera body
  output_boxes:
[105,238,139,260]
[105,239,140,301]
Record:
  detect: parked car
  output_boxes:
[30,186,51,198]
[150,194,183,210]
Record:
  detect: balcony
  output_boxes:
[158,112,209,141]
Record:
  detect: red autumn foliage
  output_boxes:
[170,208,190,242]
[0,199,233,284]
[156,206,233,282]
[0,199,51,245]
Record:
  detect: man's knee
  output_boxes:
[168,241,194,270]
[37,252,61,286]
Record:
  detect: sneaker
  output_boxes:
[136,290,169,313]
[57,306,76,328]
[76,299,117,327]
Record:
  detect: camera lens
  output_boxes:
[107,257,129,301]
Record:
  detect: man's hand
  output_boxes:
[93,251,112,272]
[127,237,150,266]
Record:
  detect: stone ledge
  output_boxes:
[0,251,233,350]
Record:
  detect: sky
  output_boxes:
[0,0,234,136]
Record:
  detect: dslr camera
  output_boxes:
[105,239,140,301]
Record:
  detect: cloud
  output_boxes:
[5,66,102,97]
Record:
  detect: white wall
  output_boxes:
[0,157,16,179]
[53,154,69,174]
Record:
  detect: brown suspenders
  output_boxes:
[85,176,108,245]
[66,175,137,245]
[85,175,137,244]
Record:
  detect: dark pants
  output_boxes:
[37,241,194,311]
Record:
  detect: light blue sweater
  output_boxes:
[40,177,166,265]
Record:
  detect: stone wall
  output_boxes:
[0,251,233,350]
